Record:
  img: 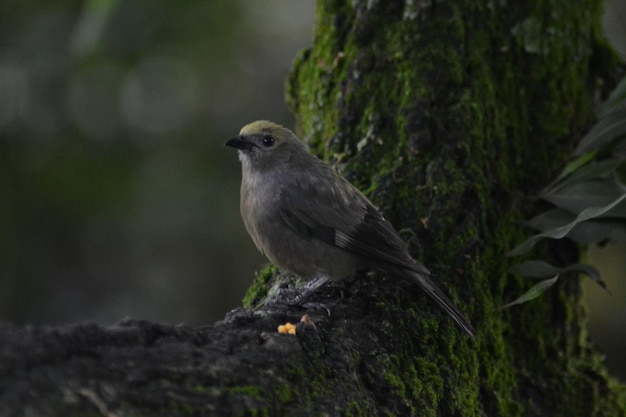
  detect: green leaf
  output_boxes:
[545,159,621,196]
[542,180,625,216]
[574,106,626,155]
[602,77,626,114]
[549,151,596,186]
[499,276,559,309]
[507,260,606,290]
[527,208,575,231]
[527,208,626,243]
[564,221,626,243]
[612,227,626,243]
[507,192,626,256]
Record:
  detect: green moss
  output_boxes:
[242,265,275,308]
[166,400,197,415]
[274,382,295,404]
[190,384,208,394]
[236,409,269,417]
[382,369,406,398]
[227,385,264,398]
[344,400,372,417]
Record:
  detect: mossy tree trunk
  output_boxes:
[2,1,625,416]
[284,0,625,415]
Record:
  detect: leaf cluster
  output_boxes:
[505,77,626,307]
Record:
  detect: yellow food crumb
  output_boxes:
[277,322,296,335]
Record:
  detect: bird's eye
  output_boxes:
[262,135,275,147]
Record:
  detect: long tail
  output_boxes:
[406,270,476,337]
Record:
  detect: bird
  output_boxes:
[225,120,476,337]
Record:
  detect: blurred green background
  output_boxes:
[0,0,624,380]
[0,0,314,325]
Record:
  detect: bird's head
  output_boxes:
[225,121,307,169]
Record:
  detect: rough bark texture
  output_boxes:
[2,1,625,416]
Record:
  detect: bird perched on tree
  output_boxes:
[225,120,476,337]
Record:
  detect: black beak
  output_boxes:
[224,135,256,151]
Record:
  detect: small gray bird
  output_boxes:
[225,120,476,337]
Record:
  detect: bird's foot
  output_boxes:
[264,277,332,316]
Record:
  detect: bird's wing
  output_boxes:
[278,174,429,274]
[278,168,476,337]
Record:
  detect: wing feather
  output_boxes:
[278,171,427,274]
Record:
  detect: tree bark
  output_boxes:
[2,1,625,416]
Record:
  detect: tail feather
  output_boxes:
[407,270,476,337]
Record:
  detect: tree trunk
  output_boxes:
[1,1,625,416]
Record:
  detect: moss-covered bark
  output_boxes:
[284,0,625,415]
